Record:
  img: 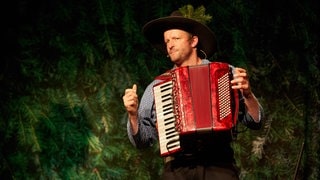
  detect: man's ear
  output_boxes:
[191,36,199,48]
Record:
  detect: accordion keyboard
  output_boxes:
[153,80,180,156]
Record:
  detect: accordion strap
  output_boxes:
[155,71,172,81]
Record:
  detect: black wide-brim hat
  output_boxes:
[142,11,217,59]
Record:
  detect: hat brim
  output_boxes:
[142,16,217,58]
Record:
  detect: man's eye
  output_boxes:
[165,37,180,44]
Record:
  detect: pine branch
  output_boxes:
[178,4,212,24]
[251,116,273,159]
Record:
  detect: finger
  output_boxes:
[231,83,242,89]
[124,84,137,95]
[231,76,244,84]
[233,73,247,82]
[132,84,137,93]
[123,96,137,106]
[235,67,246,73]
[124,88,133,95]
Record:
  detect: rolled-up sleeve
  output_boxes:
[237,94,264,130]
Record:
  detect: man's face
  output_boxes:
[163,29,196,65]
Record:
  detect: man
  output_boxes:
[123,9,263,180]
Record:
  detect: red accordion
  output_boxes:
[153,62,239,156]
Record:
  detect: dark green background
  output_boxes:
[1,0,319,179]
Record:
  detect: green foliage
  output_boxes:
[178,5,212,24]
[1,0,319,179]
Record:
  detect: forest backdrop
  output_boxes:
[1,0,319,179]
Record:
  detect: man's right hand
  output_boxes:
[123,84,139,134]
